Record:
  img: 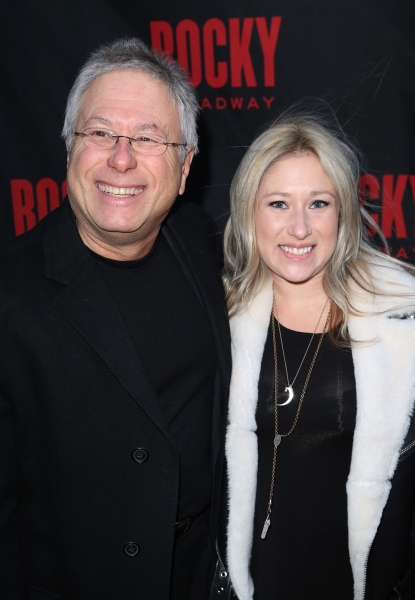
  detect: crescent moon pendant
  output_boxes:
[277,385,294,406]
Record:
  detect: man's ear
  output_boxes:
[178,149,195,195]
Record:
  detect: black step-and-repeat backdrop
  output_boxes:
[1,0,415,260]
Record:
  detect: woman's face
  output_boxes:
[255,153,339,288]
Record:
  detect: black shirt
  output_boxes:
[250,318,356,599]
[90,233,217,521]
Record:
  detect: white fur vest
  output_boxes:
[226,260,415,600]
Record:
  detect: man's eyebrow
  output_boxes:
[133,123,166,136]
[83,117,163,133]
[84,116,113,126]
[133,123,159,130]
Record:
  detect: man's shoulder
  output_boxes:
[0,202,72,280]
[0,227,47,304]
[0,221,45,275]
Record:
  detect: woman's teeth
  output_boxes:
[280,245,313,255]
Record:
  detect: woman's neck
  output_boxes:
[272,274,330,333]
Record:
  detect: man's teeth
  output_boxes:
[280,245,313,255]
[97,184,143,197]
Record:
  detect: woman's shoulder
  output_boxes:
[349,254,415,315]
[366,255,415,291]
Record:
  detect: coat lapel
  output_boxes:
[43,201,174,444]
[347,263,415,599]
[226,277,273,600]
[163,204,233,543]
[163,207,232,393]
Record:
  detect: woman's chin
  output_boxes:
[269,264,324,287]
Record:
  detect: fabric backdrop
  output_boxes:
[1,0,414,262]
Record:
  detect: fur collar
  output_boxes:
[226,260,415,600]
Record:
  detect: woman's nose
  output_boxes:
[287,208,311,239]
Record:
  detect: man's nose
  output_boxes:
[288,208,311,239]
[107,137,138,171]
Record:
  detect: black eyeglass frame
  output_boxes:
[73,131,188,155]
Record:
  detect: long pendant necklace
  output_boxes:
[261,302,331,540]
[275,299,328,406]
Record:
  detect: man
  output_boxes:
[0,38,231,599]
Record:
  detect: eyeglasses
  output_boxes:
[73,128,188,156]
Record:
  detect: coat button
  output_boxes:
[132,448,148,463]
[124,543,140,557]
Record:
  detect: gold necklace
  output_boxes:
[275,299,328,406]
[260,304,331,540]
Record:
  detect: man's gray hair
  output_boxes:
[62,37,199,161]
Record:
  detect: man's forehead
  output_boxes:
[79,71,168,110]
[76,70,179,133]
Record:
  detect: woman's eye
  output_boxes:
[270,201,286,209]
[311,200,329,208]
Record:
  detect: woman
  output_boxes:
[222,115,415,600]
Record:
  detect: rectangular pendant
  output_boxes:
[261,515,271,539]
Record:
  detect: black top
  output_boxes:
[90,233,217,521]
[250,318,356,599]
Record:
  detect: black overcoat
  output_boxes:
[0,200,231,600]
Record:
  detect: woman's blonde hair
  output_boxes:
[223,113,415,343]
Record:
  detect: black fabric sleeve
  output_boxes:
[0,369,28,598]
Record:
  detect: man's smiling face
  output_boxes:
[66,69,193,258]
